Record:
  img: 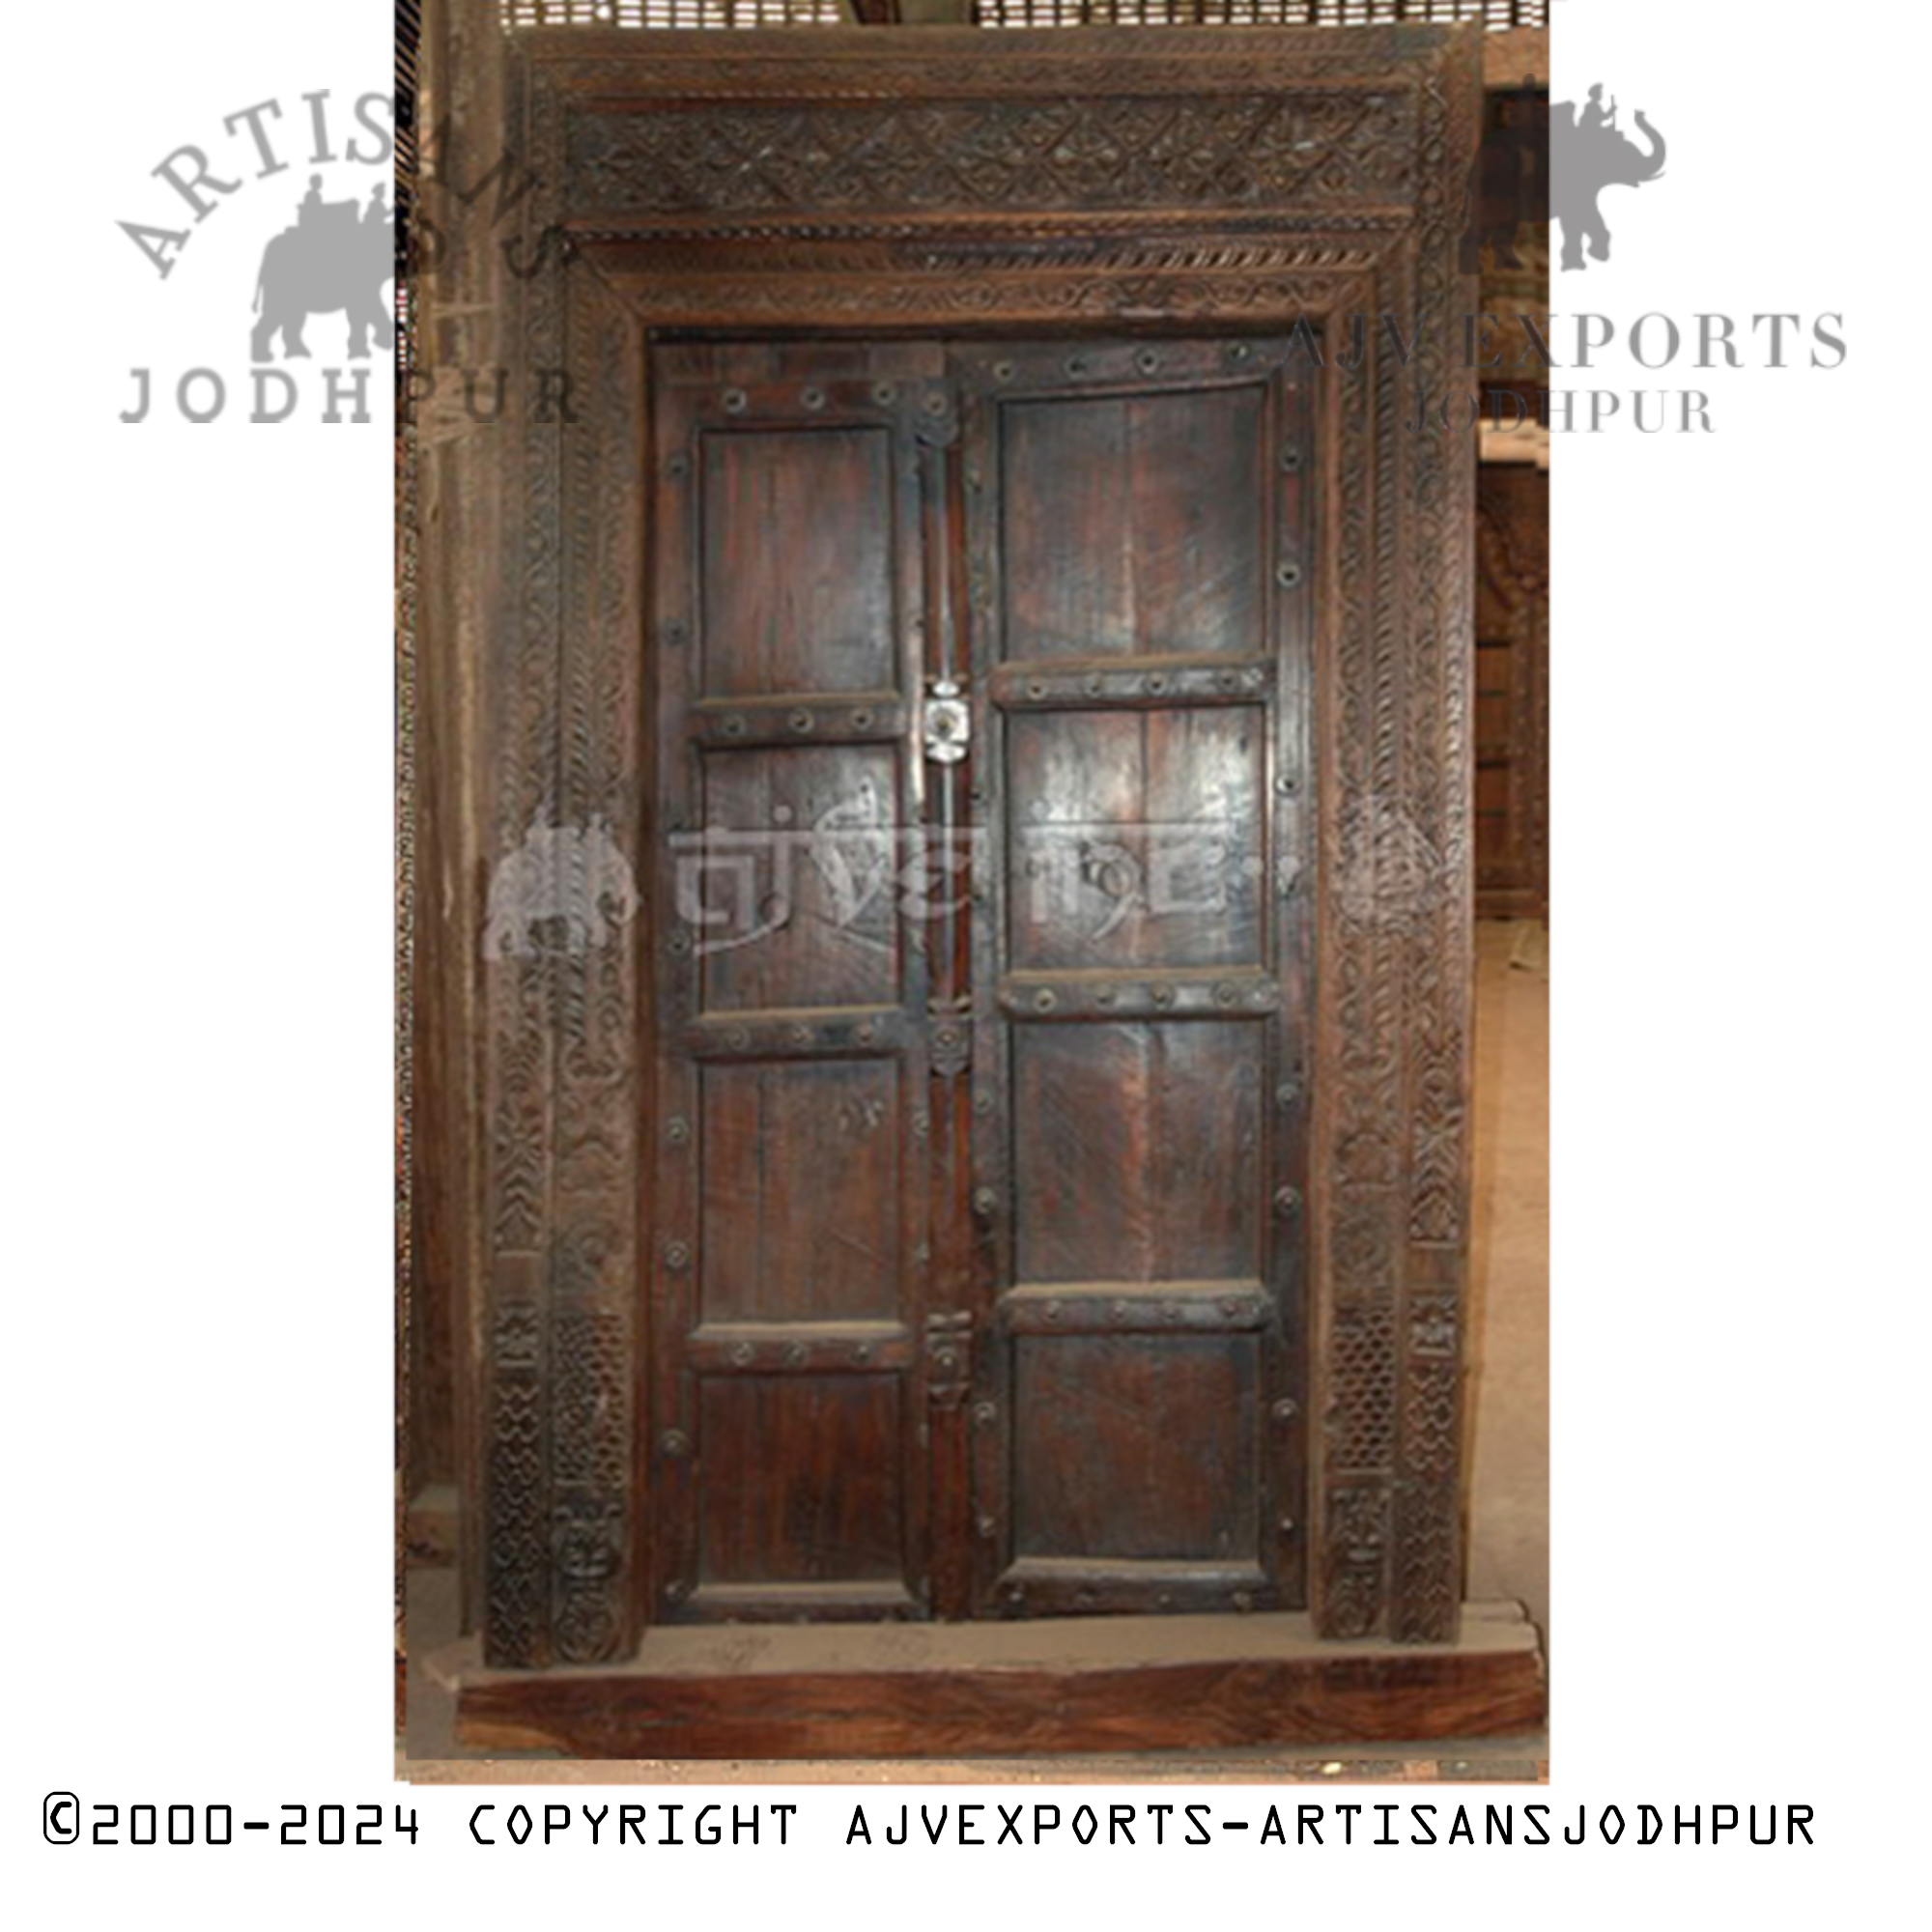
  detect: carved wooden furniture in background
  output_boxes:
[413,14,1537,1749]
[1475,464,1549,921]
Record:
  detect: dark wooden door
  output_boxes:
[648,337,1311,1625]
[956,339,1312,1618]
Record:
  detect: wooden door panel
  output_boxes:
[1000,379,1267,661]
[650,342,940,1623]
[698,426,898,699]
[695,1375,912,1612]
[697,1059,902,1326]
[1005,707,1266,973]
[959,338,1313,1619]
[1010,1020,1262,1286]
[696,743,901,1014]
[1011,1334,1262,1567]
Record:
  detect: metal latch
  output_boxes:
[923,677,970,764]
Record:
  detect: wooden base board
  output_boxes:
[445,1602,1544,1760]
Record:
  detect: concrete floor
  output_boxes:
[1465,920,1550,1651]
[403,920,1549,1776]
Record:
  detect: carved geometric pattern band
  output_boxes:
[1386,55,1476,1643]
[567,93,1417,214]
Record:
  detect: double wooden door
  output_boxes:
[647,335,1312,1625]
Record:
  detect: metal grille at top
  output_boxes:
[974,2,1548,25]
[498,1,846,25]
[491,0,1548,24]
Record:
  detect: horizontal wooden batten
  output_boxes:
[686,1321,912,1375]
[998,1557,1273,1619]
[677,379,935,427]
[682,1580,923,1626]
[990,656,1277,709]
[999,1279,1270,1335]
[998,970,1284,1021]
[446,1604,1545,1759]
[684,1008,907,1059]
[688,695,908,747]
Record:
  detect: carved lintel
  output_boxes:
[565,90,1419,220]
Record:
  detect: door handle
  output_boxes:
[923,677,971,765]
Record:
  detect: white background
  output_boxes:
[5,1,1924,1924]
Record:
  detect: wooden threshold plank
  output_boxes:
[451,1604,1545,1759]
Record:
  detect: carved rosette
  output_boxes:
[471,25,1483,1664]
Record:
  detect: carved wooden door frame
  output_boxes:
[452,24,1482,1669]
